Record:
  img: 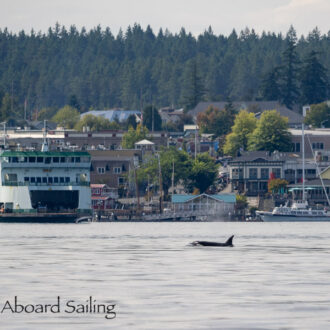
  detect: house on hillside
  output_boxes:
[188,101,303,128]
[81,109,141,123]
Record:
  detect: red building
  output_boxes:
[91,184,118,210]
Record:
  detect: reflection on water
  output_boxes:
[1,222,330,329]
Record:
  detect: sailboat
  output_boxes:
[257,116,330,222]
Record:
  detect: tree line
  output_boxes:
[0,24,329,123]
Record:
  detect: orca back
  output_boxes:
[191,235,234,247]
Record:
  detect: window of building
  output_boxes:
[249,168,258,179]
[272,168,281,178]
[261,168,269,179]
[113,167,121,174]
[118,177,126,185]
[312,142,324,150]
[97,167,105,174]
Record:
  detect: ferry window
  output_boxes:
[81,156,90,162]
[70,157,75,163]
[60,177,64,183]
[36,177,41,183]
[2,157,9,163]
[60,157,66,163]
[54,177,59,183]
[42,177,47,183]
[48,177,53,184]
[24,177,29,182]
[53,157,59,163]
[12,157,18,163]
[5,173,17,182]
[29,157,36,163]
[65,177,70,183]
[18,156,25,162]
[37,157,43,163]
[44,157,51,164]
[30,177,36,183]
[75,157,81,163]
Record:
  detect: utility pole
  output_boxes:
[152,104,154,132]
[194,125,197,160]
[11,80,14,115]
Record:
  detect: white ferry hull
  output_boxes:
[260,212,330,222]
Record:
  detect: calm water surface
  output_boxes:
[1,222,330,329]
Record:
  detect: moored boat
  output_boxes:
[257,200,330,222]
[0,148,92,223]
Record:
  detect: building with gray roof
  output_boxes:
[188,101,303,127]
[81,109,141,123]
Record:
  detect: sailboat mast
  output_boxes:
[302,122,305,201]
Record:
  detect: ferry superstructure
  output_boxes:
[0,150,92,222]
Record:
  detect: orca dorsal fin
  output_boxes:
[225,235,234,246]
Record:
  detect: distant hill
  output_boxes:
[0,24,329,118]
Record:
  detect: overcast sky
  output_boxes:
[1,0,329,37]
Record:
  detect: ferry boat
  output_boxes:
[0,149,92,223]
[257,200,330,222]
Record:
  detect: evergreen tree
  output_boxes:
[260,68,281,100]
[300,51,328,105]
[180,60,205,111]
[278,26,300,109]
[142,105,162,131]
[0,93,12,121]
[68,94,81,112]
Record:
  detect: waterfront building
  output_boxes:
[228,151,330,196]
[91,184,118,210]
[171,193,236,218]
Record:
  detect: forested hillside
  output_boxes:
[0,23,329,120]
